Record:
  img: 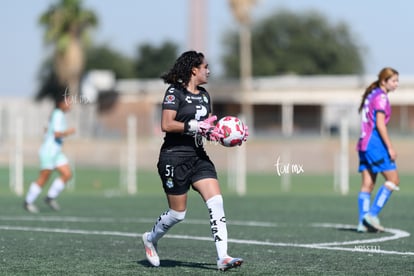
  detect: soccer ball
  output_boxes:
[216,116,247,147]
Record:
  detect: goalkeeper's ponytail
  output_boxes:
[161,51,204,88]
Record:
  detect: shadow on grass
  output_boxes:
[336,227,358,232]
[137,259,215,270]
[337,226,385,234]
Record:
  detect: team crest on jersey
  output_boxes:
[202,95,208,103]
[164,95,175,104]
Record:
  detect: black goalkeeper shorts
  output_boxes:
[157,149,217,195]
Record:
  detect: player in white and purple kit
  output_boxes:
[356,67,400,232]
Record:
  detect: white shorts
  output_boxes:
[39,145,69,170]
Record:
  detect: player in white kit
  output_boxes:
[24,93,76,213]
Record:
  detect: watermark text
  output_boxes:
[274,155,304,176]
[354,245,381,252]
[64,88,91,105]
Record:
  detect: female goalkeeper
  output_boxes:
[141,50,246,271]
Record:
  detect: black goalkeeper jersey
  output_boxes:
[160,84,212,152]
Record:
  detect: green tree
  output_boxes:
[134,41,178,78]
[222,9,364,77]
[84,44,135,79]
[37,0,97,100]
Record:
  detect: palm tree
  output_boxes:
[228,0,257,134]
[39,0,97,98]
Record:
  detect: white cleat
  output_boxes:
[363,214,385,232]
[24,202,39,213]
[356,222,367,233]
[142,232,160,267]
[45,197,60,211]
[217,256,243,271]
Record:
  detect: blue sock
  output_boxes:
[369,185,392,217]
[358,192,371,223]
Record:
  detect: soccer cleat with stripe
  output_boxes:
[142,232,160,267]
[363,214,385,232]
[217,257,243,271]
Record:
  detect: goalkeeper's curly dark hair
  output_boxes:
[161,51,205,89]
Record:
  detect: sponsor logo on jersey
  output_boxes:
[185,95,203,103]
[202,95,208,103]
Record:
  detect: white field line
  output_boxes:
[0,217,412,256]
[310,223,411,246]
[0,216,279,227]
[0,225,138,237]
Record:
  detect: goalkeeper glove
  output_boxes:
[185,116,224,141]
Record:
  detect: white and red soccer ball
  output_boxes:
[216,116,247,147]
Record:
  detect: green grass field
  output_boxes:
[1,167,414,275]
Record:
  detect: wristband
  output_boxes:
[184,119,198,134]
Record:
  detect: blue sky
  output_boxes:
[2,0,413,98]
